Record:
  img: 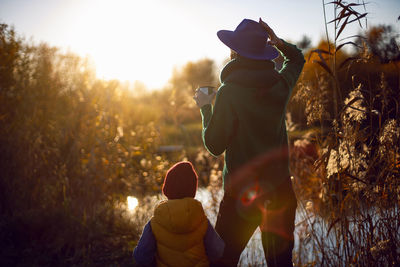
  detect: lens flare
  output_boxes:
[240,184,260,206]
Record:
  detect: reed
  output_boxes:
[290,1,400,266]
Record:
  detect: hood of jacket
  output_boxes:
[152,198,206,234]
[220,56,281,89]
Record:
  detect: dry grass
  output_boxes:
[1,1,399,265]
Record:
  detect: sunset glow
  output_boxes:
[1,0,397,89]
[68,0,179,88]
[62,0,221,89]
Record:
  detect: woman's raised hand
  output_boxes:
[259,18,283,47]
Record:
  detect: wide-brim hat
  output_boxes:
[217,19,279,60]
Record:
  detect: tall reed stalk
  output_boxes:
[292,0,400,266]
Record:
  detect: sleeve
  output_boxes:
[204,219,225,261]
[133,221,157,267]
[200,86,237,156]
[276,39,306,91]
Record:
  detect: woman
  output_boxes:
[194,18,305,267]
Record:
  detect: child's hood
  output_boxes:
[152,198,206,234]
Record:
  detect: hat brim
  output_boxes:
[217,30,279,60]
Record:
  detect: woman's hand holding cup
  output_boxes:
[193,86,216,108]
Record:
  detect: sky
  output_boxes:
[1,0,399,89]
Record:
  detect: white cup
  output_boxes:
[199,86,215,95]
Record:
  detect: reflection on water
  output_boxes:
[127,196,139,211]
[124,188,266,265]
[124,188,307,266]
[123,189,399,266]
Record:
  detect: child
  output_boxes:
[133,161,224,267]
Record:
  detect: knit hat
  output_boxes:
[162,161,198,199]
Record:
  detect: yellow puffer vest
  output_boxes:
[150,198,209,267]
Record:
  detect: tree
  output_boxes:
[297,35,312,51]
[162,58,218,125]
[364,25,400,63]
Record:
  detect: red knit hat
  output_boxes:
[162,161,198,199]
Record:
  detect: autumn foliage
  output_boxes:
[1,2,400,264]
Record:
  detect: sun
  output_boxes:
[68,0,193,89]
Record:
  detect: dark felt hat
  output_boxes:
[217,19,279,60]
[162,161,198,199]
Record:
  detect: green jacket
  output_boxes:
[200,40,305,191]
